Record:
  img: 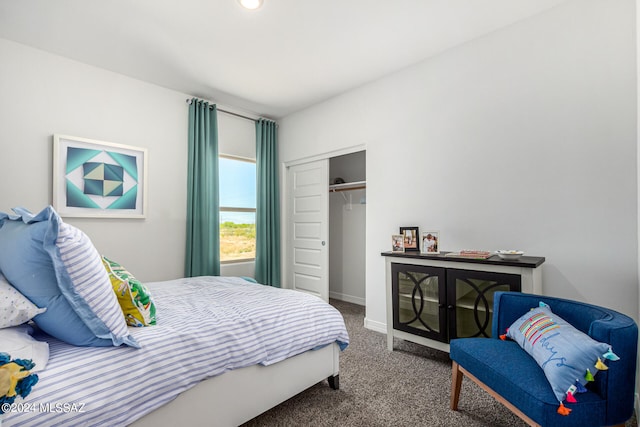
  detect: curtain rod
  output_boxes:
[185,98,264,123]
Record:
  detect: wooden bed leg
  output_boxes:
[328,374,340,390]
[451,361,463,410]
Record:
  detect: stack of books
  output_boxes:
[444,250,492,259]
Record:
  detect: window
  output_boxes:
[219,155,256,262]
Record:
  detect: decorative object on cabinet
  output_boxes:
[391,235,404,253]
[399,226,419,252]
[53,134,148,218]
[382,251,545,353]
[421,231,439,254]
[496,250,524,260]
[445,250,492,259]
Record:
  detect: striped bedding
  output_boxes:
[2,276,349,427]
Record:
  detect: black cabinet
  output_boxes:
[392,264,447,343]
[383,251,544,352]
[445,268,520,340]
[391,263,520,344]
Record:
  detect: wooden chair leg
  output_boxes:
[451,361,463,410]
[453,363,540,427]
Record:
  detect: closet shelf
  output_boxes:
[329,180,366,192]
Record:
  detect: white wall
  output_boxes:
[279,0,638,331]
[0,38,256,282]
[0,38,188,282]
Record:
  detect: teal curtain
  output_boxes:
[185,98,220,277]
[255,119,280,287]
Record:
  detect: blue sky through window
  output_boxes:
[219,157,256,224]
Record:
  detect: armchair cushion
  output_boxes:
[504,304,615,404]
[451,338,607,426]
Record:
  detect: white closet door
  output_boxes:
[287,159,329,302]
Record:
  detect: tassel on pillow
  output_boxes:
[595,357,608,371]
[574,380,587,393]
[564,384,578,404]
[603,347,620,361]
[585,369,595,382]
[557,402,572,416]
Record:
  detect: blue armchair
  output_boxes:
[450,291,638,427]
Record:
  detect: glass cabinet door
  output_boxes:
[446,269,521,340]
[391,264,446,343]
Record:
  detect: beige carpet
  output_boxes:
[242,299,637,427]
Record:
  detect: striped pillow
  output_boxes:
[54,222,137,345]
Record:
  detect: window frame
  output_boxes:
[219,154,256,264]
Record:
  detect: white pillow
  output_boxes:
[0,273,46,328]
[0,324,49,372]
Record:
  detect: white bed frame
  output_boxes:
[130,342,340,427]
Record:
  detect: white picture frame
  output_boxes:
[391,234,405,253]
[421,231,440,254]
[53,134,148,218]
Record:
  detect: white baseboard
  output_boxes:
[329,291,365,306]
[364,317,386,334]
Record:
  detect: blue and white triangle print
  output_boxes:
[53,134,147,218]
[65,147,138,210]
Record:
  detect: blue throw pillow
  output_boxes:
[0,206,138,348]
[505,304,614,404]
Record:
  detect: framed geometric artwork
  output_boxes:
[53,134,148,218]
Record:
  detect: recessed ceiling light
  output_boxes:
[238,0,263,10]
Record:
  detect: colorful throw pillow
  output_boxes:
[504,303,619,415]
[102,256,156,327]
[0,273,46,328]
[0,206,138,348]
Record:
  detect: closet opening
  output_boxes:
[329,150,366,306]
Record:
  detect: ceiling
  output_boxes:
[0,0,570,119]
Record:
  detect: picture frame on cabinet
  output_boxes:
[399,226,419,252]
[391,234,405,253]
[421,231,440,254]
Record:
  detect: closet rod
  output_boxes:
[330,185,366,193]
[185,98,259,123]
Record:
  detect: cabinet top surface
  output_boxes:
[380,251,545,268]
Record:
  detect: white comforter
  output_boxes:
[2,276,349,427]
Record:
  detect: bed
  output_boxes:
[0,207,349,426]
[0,276,349,427]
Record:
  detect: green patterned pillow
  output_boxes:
[102,256,156,327]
